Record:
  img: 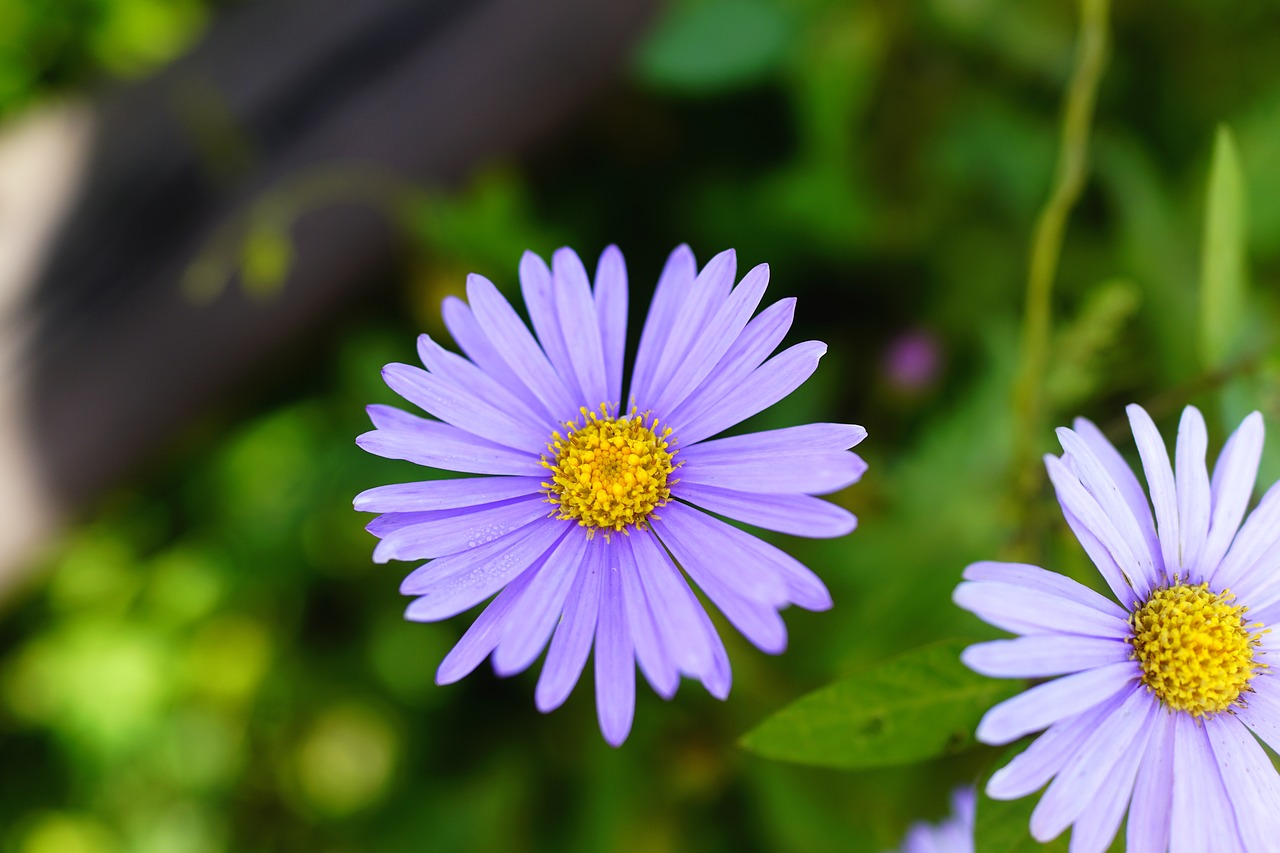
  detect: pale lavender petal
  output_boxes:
[354,476,544,513]
[553,247,609,406]
[975,662,1138,745]
[675,341,828,447]
[1205,712,1280,852]
[1171,713,1246,853]
[594,245,628,404]
[617,537,679,699]
[651,261,768,415]
[1059,505,1141,609]
[415,333,545,426]
[1213,479,1280,596]
[435,562,540,685]
[630,245,696,406]
[440,296,546,416]
[961,635,1131,678]
[987,697,1122,800]
[466,273,577,418]
[1044,454,1140,602]
[1066,700,1153,853]
[679,451,865,495]
[1203,411,1265,584]
[690,591,732,699]
[666,297,795,431]
[961,561,1128,617]
[652,502,790,605]
[357,406,543,476]
[629,528,718,683]
[595,556,635,746]
[1236,670,1280,752]
[640,249,736,411]
[401,519,567,619]
[953,581,1131,638]
[518,250,578,401]
[1128,404,1182,580]
[381,362,547,452]
[682,423,867,459]
[1073,416,1164,580]
[369,495,550,562]
[1029,683,1150,843]
[1175,406,1212,576]
[535,538,603,713]
[1126,708,1175,853]
[673,482,856,538]
[491,531,586,676]
[1057,427,1157,594]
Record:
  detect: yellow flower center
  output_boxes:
[1129,582,1266,716]
[542,406,677,534]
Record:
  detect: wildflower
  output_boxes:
[957,405,1280,851]
[891,787,975,853]
[355,245,865,745]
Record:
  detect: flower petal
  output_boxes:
[679,451,865,495]
[1044,454,1141,602]
[986,696,1123,800]
[401,519,568,620]
[1205,712,1280,852]
[491,531,587,677]
[652,501,790,605]
[1062,696,1152,853]
[666,297,795,431]
[595,556,635,746]
[1172,712,1247,853]
[518,250,578,402]
[1072,416,1164,580]
[381,362,547,452]
[651,261,768,415]
[641,249,736,411]
[1175,406,1212,577]
[629,528,719,685]
[1213,479,1280,597]
[357,406,543,476]
[960,561,1128,617]
[1028,682,1151,844]
[440,296,546,417]
[466,273,577,418]
[974,662,1138,745]
[682,423,867,459]
[1128,404,1182,582]
[1204,411,1265,585]
[553,247,610,407]
[354,476,544,513]
[953,580,1131,638]
[368,495,550,562]
[673,482,857,538]
[617,537,679,699]
[415,333,545,426]
[961,635,1131,678]
[1235,670,1280,753]
[630,245,696,407]
[594,246,628,405]
[535,538,604,713]
[675,341,828,447]
[1125,708,1175,853]
[435,561,540,685]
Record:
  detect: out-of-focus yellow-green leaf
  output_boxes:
[1199,126,1248,372]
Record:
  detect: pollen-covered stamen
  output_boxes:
[542,405,677,534]
[1129,582,1267,717]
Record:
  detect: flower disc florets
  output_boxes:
[542,405,676,534]
[1129,581,1265,716]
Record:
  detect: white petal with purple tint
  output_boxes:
[594,246,628,404]
[974,662,1138,745]
[673,483,857,538]
[1203,411,1264,583]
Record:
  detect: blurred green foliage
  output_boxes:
[5,0,1280,850]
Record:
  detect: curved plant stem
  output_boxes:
[1011,0,1112,504]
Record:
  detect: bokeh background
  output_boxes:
[3,0,1280,850]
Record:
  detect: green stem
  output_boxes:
[1011,0,1111,501]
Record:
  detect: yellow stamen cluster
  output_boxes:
[542,405,677,535]
[1129,582,1266,717]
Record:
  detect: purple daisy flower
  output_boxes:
[891,787,975,853]
[956,404,1280,852]
[354,245,866,745]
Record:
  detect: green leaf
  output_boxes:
[740,639,1019,770]
[634,0,795,95]
[974,791,1070,853]
[1199,125,1249,371]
